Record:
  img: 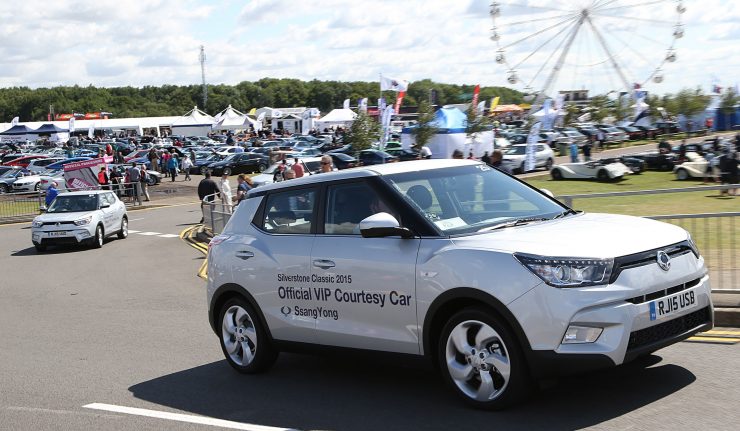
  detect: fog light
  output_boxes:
[562,326,603,344]
[79,231,91,238]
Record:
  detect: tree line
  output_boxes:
[0,78,524,122]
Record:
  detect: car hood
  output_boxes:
[36,210,98,223]
[13,175,42,183]
[452,213,687,258]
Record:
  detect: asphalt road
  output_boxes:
[0,203,739,431]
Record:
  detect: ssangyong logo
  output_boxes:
[656,250,671,271]
[280,306,291,316]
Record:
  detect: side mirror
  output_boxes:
[100,203,110,209]
[540,188,554,198]
[359,212,413,239]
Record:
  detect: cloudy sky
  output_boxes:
[0,0,736,96]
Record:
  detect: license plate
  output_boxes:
[649,290,696,321]
[48,231,67,237]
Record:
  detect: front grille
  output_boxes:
[626,278,701,304]
[627,306,711,350]
[42,221,75,226]
[610,240,696,283]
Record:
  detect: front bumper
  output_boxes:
[32,226,95,245]
[13,183,36,192]
[508,252,713,374]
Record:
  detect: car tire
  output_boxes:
[34,183,40,192]
[545,158,553,170]
[117,217,128,239]
[223,167,232,176]
[34,244,46,252]
[0,184,7,194]
[597,170,609,181]
[438,307,531,410]
[551,169,563,180]
[518,162,526,175]
[676,169,689,180]
[258,164,267,173]
[92,224,104,248]
[219,297,278,374]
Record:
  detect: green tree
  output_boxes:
[586,95,610,122]
[465,103,491,143]
[563,104,581,125]
[346,111,380,156]
[411,100,438,150]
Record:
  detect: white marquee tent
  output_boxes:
[213,105,259,131]
[315,108,357,129]
[401,107,493,158]
[171,106,215,137]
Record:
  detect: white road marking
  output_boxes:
[5,406,122,420]
[127,230,141,233]
[157,233,179,238]
[83,403,296,431]
[128,218,145,221]
[136,232,163,236]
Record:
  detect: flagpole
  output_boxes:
[378,73,382,104]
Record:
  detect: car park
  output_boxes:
[207,159,712,410]
[550,159,632,181]
[654,121,681,134]
[11,171,47,192]
[501,144,555,174]
[250,157,331,187]
[31,190,128,251]
[616,126,645,140]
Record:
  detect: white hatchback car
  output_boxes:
[31,190,128,251]
[501,144,555,174]
[206,160,712,410]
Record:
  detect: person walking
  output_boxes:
[127,162,143,206]
[148,148,159,172]
[181,155,193,181]
[220,173,233,213]
[198,171,221,223]
[236,174,252,204]
[140,166,151,202]
[291,157,304,178]
[160,150,170,174]
[167,151,179,182]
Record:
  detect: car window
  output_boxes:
[536,145,545,151]
[324,182,399,235]
[104,193,117,206]
[262,188,316,234]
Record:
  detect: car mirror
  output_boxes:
[540,188,554,198]
[359,212,413,239]
[100,203,110,209]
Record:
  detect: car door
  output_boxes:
[107,192,125,228]
[228,186,320,342]
[310,180,421,354]
[536,144,547,166]
[98,193,116,232]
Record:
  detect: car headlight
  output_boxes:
[687,235,700,257]
[32,219,43,228]
[74,216,93,226]
[514,253,614,288]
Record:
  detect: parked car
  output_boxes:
[550,160,632,181]
[616,126,645,140]
[31,190,128,251]
[629,151,676,171]
[632,124,659,139]
[328,152,358,170]
[0,167,32,193]
[11,172,47,192]
[206,159,712,410]
[654,121,681,134]
[27,157,64,173]
[250,157,333,187]
[600,156,645,174]
[673,152,708,180]
[358,149,399,165]
[385,148,421,161]
[501,144,555,174]
[559,130,588,146]
[2,154,48,168]
[207,153,270,176]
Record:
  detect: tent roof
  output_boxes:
[171,106,215,127]
[0,124,34,135]
[31,123,68,133]
[490,104,524,114]
[431,106,467,129]
[213,105,258,129]
[317,108,357,123]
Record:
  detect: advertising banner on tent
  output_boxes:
[63,157,111,190]
[11,117,19,127]
[525,122,541,172]
[68,117,75,133]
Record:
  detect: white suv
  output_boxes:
[31,190,128,251]
[501,144,555,174]
[206,159,712,409]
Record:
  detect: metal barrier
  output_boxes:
[558,184,739,293]
[202,192,234,234]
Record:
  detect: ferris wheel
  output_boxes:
[489,0,686,102]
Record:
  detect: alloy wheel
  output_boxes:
[222,305,258,367]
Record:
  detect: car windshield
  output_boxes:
[384,164,566,235]
[47,194,99,213]
[504,146,527,155]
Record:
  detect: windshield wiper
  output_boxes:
[478,217,549,233]
[552,209,579,219]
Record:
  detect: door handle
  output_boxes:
[235,251,254,260]
[313,259,335,269]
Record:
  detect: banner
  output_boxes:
[541,99,557,131]
[68,117,75,133]
[380,75,409,92]
[477,101,486,116]
[525,122,541,172]
[255,112,266,132]
[394,91,405,114]
[63,157,111,190]
[248,108,256,116]
[342,99,350,110]
[88,125,95,139]
[380,105,395,151]
[10,117,18,126]
[378,97,386,114]
[358,98,368,112]
[472,84,480,108]
[490,96,500,111]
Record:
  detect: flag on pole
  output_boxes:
[490,96,500,111]
[378,98,386,114]
[342,99,350,110]
[380,105,395,150]
[472,85,480,108]
[477,101,486,116]
[380,75,409,92]
[68,117,75,133]
[358,98,368,112]
[525,122,541,172]
[88,125,95,139]
[10,116,19,126]
[394,91,405,114]
[248,108,256,116]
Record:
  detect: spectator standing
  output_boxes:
[719,149,738,197]
[490,150,512,174]
[582,141,592,161]
[236,174,252,204]
[181,155,193,181]
[127,162,143,206]
[160,151,170,174]
[597,129,605,150]
[291,157,304,178]
[105,142,113,157]
[320,155,333,173]
[420,145,432,159]
[197,171,220,223]
[283,169,296,180]
[220,174,233,213]
[569,141,579,163]
[98,166,110,190]
[148,149,159,172]
[481,151,491,166]
[167,152,179,182]
[45,182,59,207]
[140,167,151,202]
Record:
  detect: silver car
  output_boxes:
[207,159,712,409]
[31,190,128,251]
